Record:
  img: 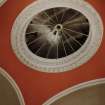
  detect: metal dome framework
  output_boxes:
[25,7,89,59]
[11,0,103,73]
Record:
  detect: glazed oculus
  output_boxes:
[25,7,89,59]
[11,0,103,72]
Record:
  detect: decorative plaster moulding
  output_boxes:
[43,78,105,105]
[0,0,7,7]
[0,67,25,105]
[11,0,103,73]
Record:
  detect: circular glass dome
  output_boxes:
[11,0,103,72]
[25,7,89,59]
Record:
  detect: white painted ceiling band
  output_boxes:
[0,67,25,105]
[0,0,7,7]
[43,78,105,105]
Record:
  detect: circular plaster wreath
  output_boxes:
[0,0,7,7]
[11,0,103,73]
